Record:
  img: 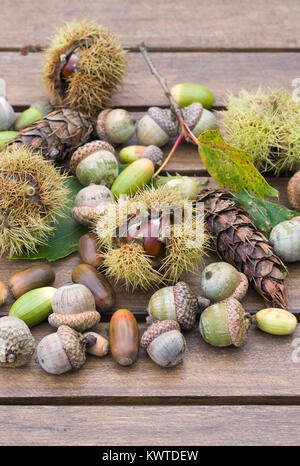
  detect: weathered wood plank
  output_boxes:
[1,0,300,49]
[1,405,300,446]
[0,322,299,403]
[1,51,299,108]
[0,177,296,318]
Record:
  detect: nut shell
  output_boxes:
[109,309,139,366]
[70,140,115,173]
[141,320,180,349]
[9,264,55,299]
[78,233,103,267]
[0,316,35,368]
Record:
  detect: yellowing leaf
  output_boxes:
[198,129,278,199]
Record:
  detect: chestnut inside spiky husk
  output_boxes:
[95,185,208,290]
[42,20,127,116]
[0,146,69,256]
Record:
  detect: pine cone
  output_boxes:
[8,108,93,162]
[198,189,287,308]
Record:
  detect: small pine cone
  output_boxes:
[8,108,93,162]
[198,189,287,308]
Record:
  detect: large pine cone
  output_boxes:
[198,189,287,308]
[9,108,93,162]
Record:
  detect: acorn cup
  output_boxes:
[109,309,139,366]
[70,140,118,188]
[141,320,186,368]
[72,184,114,227]
[147,282,209,331]
[72,264,116,312]
[137,107,178,147]
[199,298,251,347]
[0,316,36,368]
[182,103,218,139]
[37,325,96,375]
[48,284,100,332]
[201,262,248,302]
[96,109,136,146]
[120,145,164,167]
[78,233,103,267]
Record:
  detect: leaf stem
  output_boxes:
[153,133,183,177]
[138,42,189,140]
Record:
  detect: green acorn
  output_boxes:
[171,83,214,109]
[199,298,251,347]
[148,282,208,331]
[111,158,154,197]
[0,131,19,150]
[14,101,53,131]
[120,145,164,167]
[201,262,248,302]
[254,308,297,336]
[9,287,57,328]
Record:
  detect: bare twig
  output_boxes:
[138,42,189,140]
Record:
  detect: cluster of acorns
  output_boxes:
[0,259,297,374]
[0,19,299,376]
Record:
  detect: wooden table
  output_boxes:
[1,0,300,446]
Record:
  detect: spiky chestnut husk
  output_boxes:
[96,185,208,290]
[200,298,251,347]
[0,146,69,256]
[220,88,300,174]
[42,20,127,116]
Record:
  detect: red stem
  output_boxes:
[153,133,183,177]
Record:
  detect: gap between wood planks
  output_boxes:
[2,47,300,53]
[0,396,299,406]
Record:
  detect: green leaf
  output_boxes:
[198,129,278,199]
[12,177,88,262]
[234,189,299,238]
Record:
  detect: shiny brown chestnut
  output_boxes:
[72,264,115,312]
[78,233,103,268]
[109,309,139,366]
[9,265,55,299]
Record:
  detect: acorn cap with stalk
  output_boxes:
[199,298,251,347]
[148,281,210,331]
[182,102,218,139]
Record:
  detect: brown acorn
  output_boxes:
[287,171,300,211]
[9,264,55,299]
[109,309,139,366]
[78,233,103,267]
[0,282,8,308]
[72,264,116,312]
